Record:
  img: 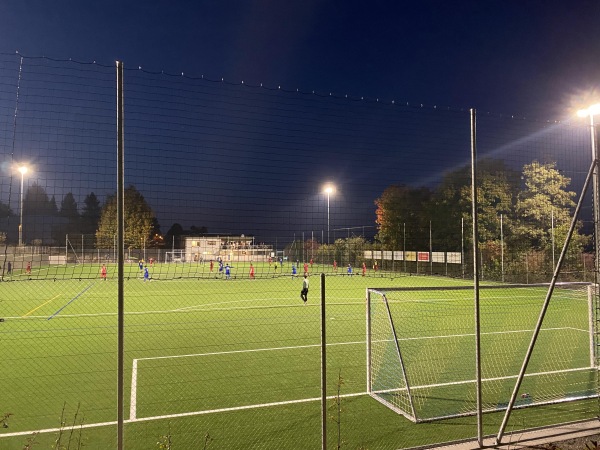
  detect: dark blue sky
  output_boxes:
[1,1,599,244]
[2,0,599,119]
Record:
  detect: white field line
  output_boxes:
[3,325,594,440]
[128,340,363,420]
[6,299,364,320]
[371,366,594,394]
[0,392,365,439]
[129,359,138,420]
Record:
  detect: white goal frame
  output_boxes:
[366,283,598,423]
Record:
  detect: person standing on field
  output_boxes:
[300,274,309,304]
[101,264,107,281]
[362,262,367,276]
[26,261,31,274]
[249,263,255,279]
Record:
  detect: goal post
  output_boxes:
[366,289,417,422]
[366,283,598,423]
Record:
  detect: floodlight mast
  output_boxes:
[323,184,335,244]
[18,166,28,246]
[577,105,600,291]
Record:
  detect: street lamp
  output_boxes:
[323,183,335,244]
[577,104,600,271]
[18,166,28,246]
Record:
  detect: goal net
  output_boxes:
[366,283,598,423]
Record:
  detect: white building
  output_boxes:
[184,236,272,262]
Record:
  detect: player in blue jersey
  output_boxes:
[225,263,231,280]
[143,266,150,281]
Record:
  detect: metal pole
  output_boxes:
[551,207,555,270]
[19,171,24,246]
[320,273,327,450]
[116,60,125,450]
[589,115,600,321]
[327,193,330,245]
[500,214,504,282]
[429,220,432,275]
[403,223,406,273]
[461,217,465,278]
[470,108,483,446]
[496,158,596,444]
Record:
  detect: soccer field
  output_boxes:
[0,262,597,449]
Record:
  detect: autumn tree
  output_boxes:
[96,186,155,249]
[374,185,432,250]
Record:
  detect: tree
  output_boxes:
[23,182,55,216]
[0,202,12,219]
[165,223,184,249]
[514,161,577,251]
[51,192,80,244]
[96,186,155,249]
[81,192,101,235]
[59,193,79,222]
[375,185,432,250]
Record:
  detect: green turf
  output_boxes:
[0,262,597,449]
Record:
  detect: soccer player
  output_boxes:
[138,260,143,271]
[303,262,309,276]
[300,274,309,304]
[225,263,231,279]
[210,260,214,272]
[347,264,353,276]
[218,260,224,275]
[249,263,255,279]
[101,264,107,281]
[362,262,366,276]
[291,264,297,278]
[333,260,337,272]
[26,261,31,274]
[143,266,150,281]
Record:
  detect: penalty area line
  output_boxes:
[0,392,365,439]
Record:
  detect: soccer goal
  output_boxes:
[366,283,598,423]
[165,250,186,263]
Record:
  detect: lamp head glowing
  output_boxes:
[577,104,600,118]
[18,166,28,175]
[323,184,335,195]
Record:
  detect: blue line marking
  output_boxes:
[47,283,95,320]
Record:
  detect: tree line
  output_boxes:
[373,158,588,272]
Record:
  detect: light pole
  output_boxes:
[18,166,28,246]
[577,104,600,284]
[323,184,335,244]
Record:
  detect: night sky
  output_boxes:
[2,0,599,118]
[1,1,600,244]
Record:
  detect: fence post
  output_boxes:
[321,272,327,450]
[470,108,483,447]
[116,60,125,450]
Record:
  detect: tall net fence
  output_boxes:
[0,53,598,449]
